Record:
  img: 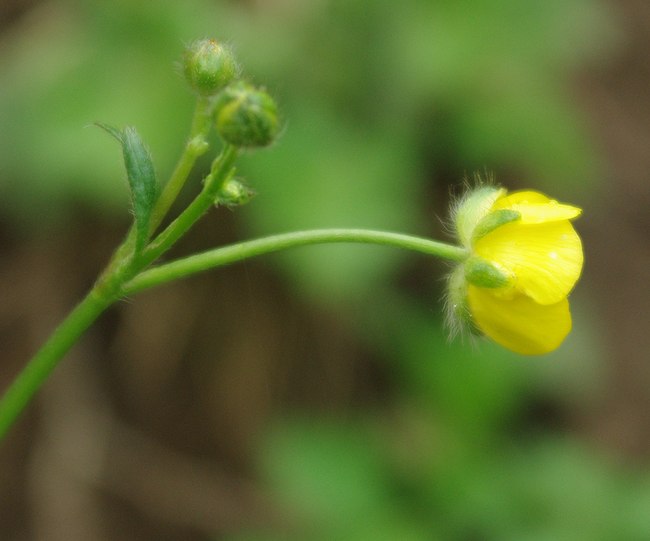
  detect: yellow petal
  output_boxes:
[493,190,551,206]
[474,220,583,305]
[467,285,572,355]
[493,190,582,224]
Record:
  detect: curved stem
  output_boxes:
[0,287,114,439]
[123,229,467,295]
[0,227,464,440]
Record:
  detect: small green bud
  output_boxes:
[216,178,256,208]
[183,39,240,96]
[214,81,280,148]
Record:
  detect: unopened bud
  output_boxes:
[216,178,256,208]
[183,39,240,96]
[214,81,280,148]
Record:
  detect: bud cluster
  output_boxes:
[182,38,280,149]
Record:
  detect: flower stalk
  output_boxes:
[123,229,468,296]
[148,96,214,234]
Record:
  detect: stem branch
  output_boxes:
[140,145,238,266]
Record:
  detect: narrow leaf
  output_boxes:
[94,121,124,143]
[121,126,158,251]
[96,122,158,252]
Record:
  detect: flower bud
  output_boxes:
[215,178,256,207]
[214,81,280,148]
[183,39,240,96]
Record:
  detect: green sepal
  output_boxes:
[454,186,504,248]
[96,122,158,252]
[471,209,520,242]
[464,256,511,288]
[445,265,483,337]
[446,265,471,326]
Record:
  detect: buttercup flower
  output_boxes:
[447,186,583,355]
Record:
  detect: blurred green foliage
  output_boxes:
[230,420,650,541]
[0,0,642,539]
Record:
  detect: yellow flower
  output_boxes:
[449,187,583,355]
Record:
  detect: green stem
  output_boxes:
[139,145,239,266]
[123,229,467,295]
[0,226,465,439]
[0,99,244,440]
[148,97,214,234]
[0,287,114,439]
[0,144,241,439]
[99,98,215,281]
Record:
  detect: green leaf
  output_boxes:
[96,122,158,252]
[94,121,123,143]
[121,126,158,250]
